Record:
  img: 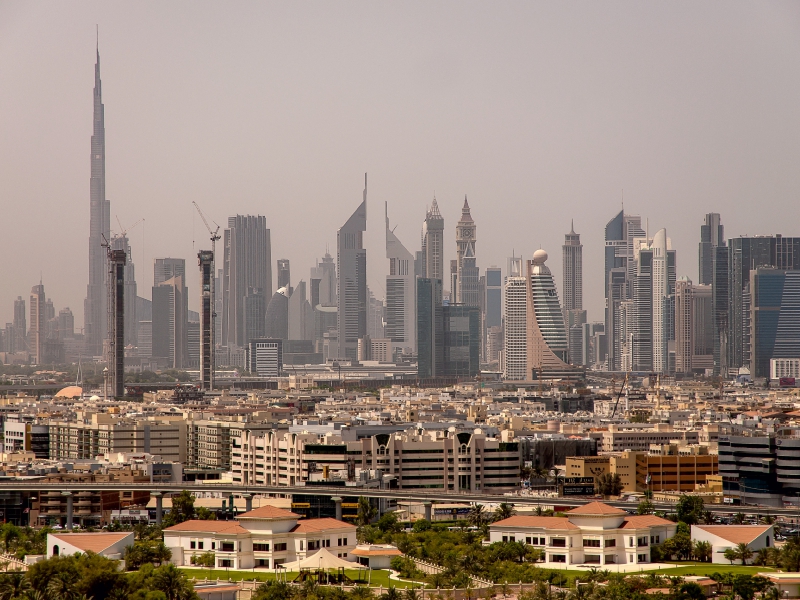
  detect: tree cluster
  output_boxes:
[0,553,198,600]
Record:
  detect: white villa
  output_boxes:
[163,505,357,569]
[489,502,677,567]
[691,524,774,564]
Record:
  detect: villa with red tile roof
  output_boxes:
[489,502,676,567]
[163,505,357,570]
[691,524,773,564]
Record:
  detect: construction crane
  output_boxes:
[192,202,221,392]
[115,216,144,239]
[610,372,629,419]
[192,202,221,253]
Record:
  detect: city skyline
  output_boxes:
[3,3,800,332]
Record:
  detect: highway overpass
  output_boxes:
[2,481,800,518]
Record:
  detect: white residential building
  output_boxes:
[691,524,773,564]
[164,506,357,569]
[489,502,676,567]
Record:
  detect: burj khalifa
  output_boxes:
[84,43,110,357]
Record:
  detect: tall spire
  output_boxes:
[85,39,110,356]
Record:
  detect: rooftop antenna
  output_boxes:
[621,188,624,211]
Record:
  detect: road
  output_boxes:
[3,481,800,518]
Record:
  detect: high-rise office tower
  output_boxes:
[154,258,186,286]
[288,281,314,341]
[29,284,46,364]
[455,197,481,307]
[563,221,583,312]
[265,287,289,340]
[366,289,385,340]
[750,268,800,378]
[712,245,729,375]
[111,234,137,347]
[503,273,528,380]
[222,215,271,349]
[443,305,481,377]
[675,277,694,375]
[337,175,367,359]
[604,209,645,370]
[84,45,110,357]
[650,229,671,373]
[421,198,444,280]
[277,259,291,292]
[723,235,800,373]
[310,251,336,309]
[699,213,724,286]
[198,250,214,390]
[385,202,416,352]
[417,278,443,379]
[243,287,267,344]
[484,267,502,363]
[526,250,570,379]
[108,248,127,397]
[58,308,75,339]
[152,275,187,369]
[13,297,26,353]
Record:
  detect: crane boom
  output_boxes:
[192,201,221,242]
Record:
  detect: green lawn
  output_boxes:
[640,563,776,577]
[180,568,423,589]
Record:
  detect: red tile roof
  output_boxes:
[567,502,627,516]
[237,505,300,519]
[693,525,772,545]
[163,520,249,534]
[290,518,357,533]
[50,532,133,554]
[491,515,579,530]
[620,515,675,529]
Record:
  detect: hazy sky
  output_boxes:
[2,1,800,329]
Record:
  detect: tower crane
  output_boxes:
[115,216,144,239]
[192,202,221,391]
[192,202,221,253]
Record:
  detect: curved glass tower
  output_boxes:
[529,249,569,362]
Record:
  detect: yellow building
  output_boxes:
[565,456,609,487]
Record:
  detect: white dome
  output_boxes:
[532,249,548,264]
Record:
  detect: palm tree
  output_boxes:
[734,542,754,565]
[46,574,78,600]
[350,587,373,600]
[0,573,31,600]
[494,503,515,522]
[151,564,190,600]
[152,543,172,566]
[468,504,486,528]
[692,540,712,563]
[356,497,377,526]
[404,589,420,600]
[382,587,402,600]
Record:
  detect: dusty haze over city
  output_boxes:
[2,2,800,326]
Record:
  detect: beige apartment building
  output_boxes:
[232,427,521,492]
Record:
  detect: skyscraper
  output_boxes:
[277,259,291,291]
[526,250,570,378]
[385,202,416,352]
[198,250,214,390]
[29,283,46,365]
[484,267,502,364]
[699,213,724,285]
[288,281,314,341]
[13,297,26,353]
[503,273,527,380]
[337,175,367,359]
[421,198,444,280]
[222,215,272,349]
[650,229,671,373]
[84,44,110,357]
[154,258,186,286]
[310,251,336,309]
[604,209,645,371]
[455,197,480,307]
[750,268,800,378]
[152,275,187,369]
[563,221,583,312]
[111,234,137,347]
[417,278,443,378]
